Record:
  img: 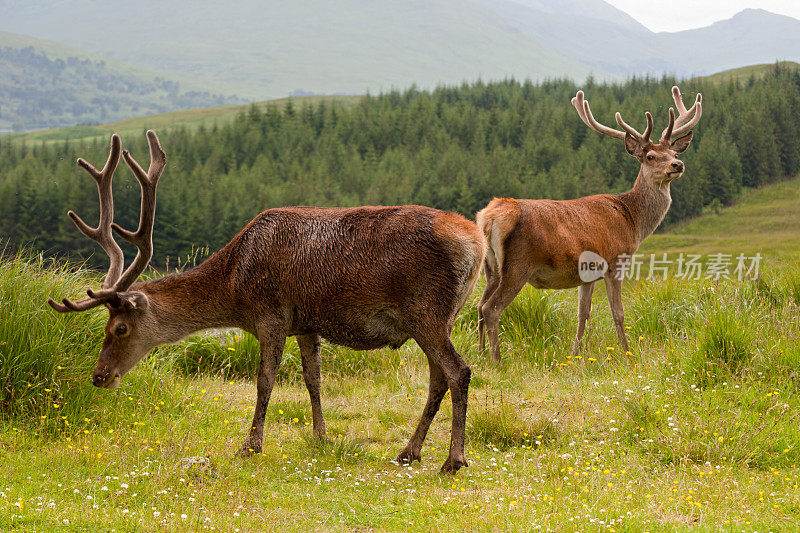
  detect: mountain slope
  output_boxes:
[501,0,649,33]
[0,31,241,130]
[0,0,603,99]
[479,3,800,78]
[656,9,800,77]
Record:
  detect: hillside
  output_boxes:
[6,60,787,147]
[699,61,800,84]
[642,176,800,258]
[1,1,799,108]
[0,0,602,100]
[0,31,241,131]
[2,72,797,270]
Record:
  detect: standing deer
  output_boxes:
[48,131,483,473]
[477,86,702,362]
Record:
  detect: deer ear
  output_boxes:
[120,291,149,311]
[624,133,643,158]
[670,131,693,154]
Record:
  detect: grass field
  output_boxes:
[2,178,800,531]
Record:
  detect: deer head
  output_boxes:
[572,86,702,186]
[48,131,166,388]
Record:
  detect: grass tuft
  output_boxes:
[468,404,557,451]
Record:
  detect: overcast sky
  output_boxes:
[605,0,800,32]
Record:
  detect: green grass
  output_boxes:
[3,177,800,530]
[642,175,800,257]
[698,61,800,85]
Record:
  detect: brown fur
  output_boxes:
[477,89,700,363]
[85,204,483,474]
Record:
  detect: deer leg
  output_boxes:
[396,356,448,465]
[572,282,595,356]
[238,328,286,457]
[479,265,531,363]
[478,259,500,355]
[604,275,630,353]
[297,333,326,439]
[412,331,471,474]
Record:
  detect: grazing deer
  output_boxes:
[477,86,702,362]
[48,131,483,473]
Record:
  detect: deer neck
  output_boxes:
[617,168,672,245]
[134,255,238,343]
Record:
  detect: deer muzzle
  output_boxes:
[92,368,121,388]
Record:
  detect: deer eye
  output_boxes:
[115,324,128,336]
[646,153,655,161]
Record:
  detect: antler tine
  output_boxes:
[614,111,653,143]
[661,86,702,141]
[90,130,166,298]
[662,108,676,143]
[571,91,626,141]
[47,295,106,313]
[571,91,592,128]
[49,134,126,313]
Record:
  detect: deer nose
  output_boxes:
[672,161,684,172]
[92,373,105,387]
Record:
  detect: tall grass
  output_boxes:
[0,252,108,426]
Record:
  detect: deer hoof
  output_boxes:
[236,441,262,457]
[440,456,468,474]
[396,447,421,465]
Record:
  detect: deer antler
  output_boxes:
[661,86,702,142]
[572,91,653,144]
[48,130,166,313]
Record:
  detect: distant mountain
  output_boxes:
[498,0,649,33]
[0,0,602,100]
[0,0,798,123]
[478,3,800,78]
[0,31,242,131]
[654,9,800,77]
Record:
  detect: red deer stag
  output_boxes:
[477,86,702,362]
[48,131,483,473]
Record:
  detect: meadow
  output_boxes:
[1,174,800,532]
